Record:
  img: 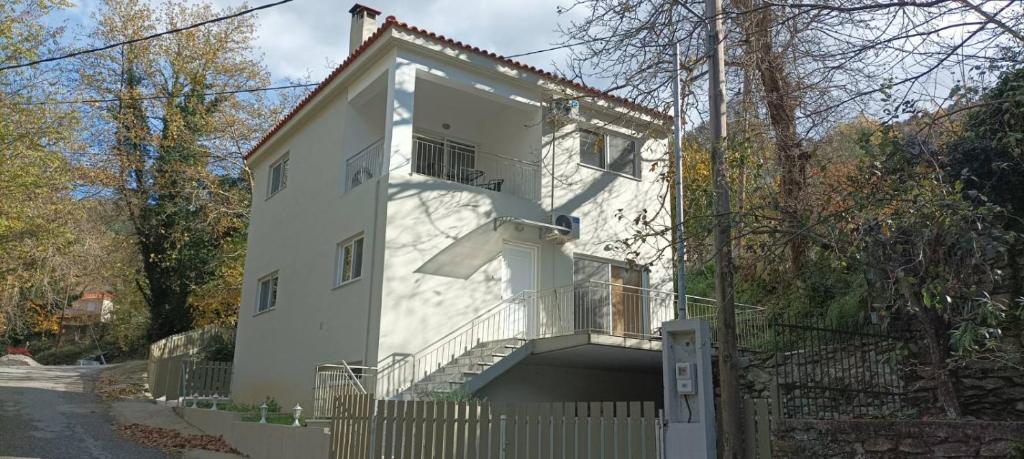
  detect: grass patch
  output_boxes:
[189,397,304,425]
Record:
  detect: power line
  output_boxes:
[19,83,318,106]
[504,31,637,58]
[0,0,295,73]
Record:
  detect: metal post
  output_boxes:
[500,414,508,459]
[671,43,688,320]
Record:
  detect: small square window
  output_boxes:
[257,272,279,313]
[335,236,365,287]
[607,135,636,177]
[268,154,289,197]
[578,129,638,178]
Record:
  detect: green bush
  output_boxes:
[201,332,235,362]
[34,342,93,365]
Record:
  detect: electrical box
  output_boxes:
[662,319,716,458]
[676,362,696,394]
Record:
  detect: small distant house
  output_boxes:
[63,290,115,324]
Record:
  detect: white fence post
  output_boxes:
[500,414,508,459]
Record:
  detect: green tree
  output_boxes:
[79,0,285,340]
[0,0,80,342]
[825,124,1017,418]
[946,67,1024,299]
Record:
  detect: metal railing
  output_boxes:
[345,138,385,191]
[412,135,540,201]
[374,293,531,399]
[370,281,769,399]
[686,296,772,350]
[528,281,676,340]
[773,321,914,420]
[312,362,375,419]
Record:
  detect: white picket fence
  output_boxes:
[147,326,233,400]
[181,359,233,398]
[330,393,662,459]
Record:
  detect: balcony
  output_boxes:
[412,134,540,202]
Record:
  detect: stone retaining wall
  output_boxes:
[729,337,1024,421]
[773,419,1024,458]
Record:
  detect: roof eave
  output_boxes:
[244,16,671,162]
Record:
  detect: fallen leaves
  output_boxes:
[95,375,148,400]
[113,423,241,454]
[94,361,150,400]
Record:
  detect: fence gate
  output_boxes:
[330,393,662,459]
[181,359,233,398]
[147,326,233,400]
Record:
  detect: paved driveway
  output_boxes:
[0,364,166,459]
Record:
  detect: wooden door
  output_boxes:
[611,266,644,337]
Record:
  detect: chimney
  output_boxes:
[349,4,381,54]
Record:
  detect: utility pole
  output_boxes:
[671,43,688,320]
[706,0,743,455]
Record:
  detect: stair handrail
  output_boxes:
[375,291,532,398]
[372,282,771,398]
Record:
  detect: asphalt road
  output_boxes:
[0,364,167,459]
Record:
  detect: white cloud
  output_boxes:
[246,0,583,81]
[48,0,590,89]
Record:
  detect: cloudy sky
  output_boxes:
[51,0,586,85]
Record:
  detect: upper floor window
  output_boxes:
[579,129,638,178]
[335,235,364,287]
[257,272,279,314]
[268,153,289,197]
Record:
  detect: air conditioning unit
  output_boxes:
[547,214,580,241]
[551,99,581,120]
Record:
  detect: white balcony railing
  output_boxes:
[345,138,385,191]
[371,281,769,399]
[311,362,374,418]
[412,135,540,201]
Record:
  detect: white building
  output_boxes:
[231,4,676,411]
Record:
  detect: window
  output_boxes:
[335,236,364,286]
[256,272,279,313]
[578,129,638,178]
[268,154,289,197]
[579,130,605,169]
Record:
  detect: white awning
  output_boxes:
[414,217,564,279]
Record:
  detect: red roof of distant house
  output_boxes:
[244,16,670,161]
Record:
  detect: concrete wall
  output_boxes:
[543,107,672,291]
[376,173,552,361]
[178,408,330,459]
[232,64,391,408]
[475,363,663,404]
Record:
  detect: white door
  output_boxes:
[502,242,537,338]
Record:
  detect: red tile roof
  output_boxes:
[245,16,670,161]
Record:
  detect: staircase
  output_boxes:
[371,282,739,400]
[401,337,526,400]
